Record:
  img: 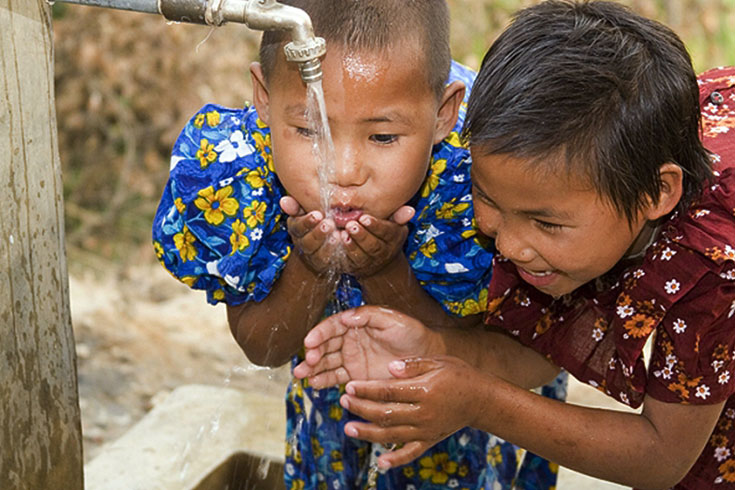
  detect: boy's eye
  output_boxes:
[296,126,316,138]
[370,134,398,144]
[535,220,563,232]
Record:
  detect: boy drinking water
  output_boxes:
[153,0,565,488]
[296,1,735,488]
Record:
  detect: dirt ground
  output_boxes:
[71,254,630,488]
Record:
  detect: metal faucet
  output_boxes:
[54,0,327,83]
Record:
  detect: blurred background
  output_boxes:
[50,0,735,484]
[52,0,735,267]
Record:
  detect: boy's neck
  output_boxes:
[623,222,659,260]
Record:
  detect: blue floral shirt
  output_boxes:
[153,61,561,490]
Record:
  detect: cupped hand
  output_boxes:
[280,196,341,274]
[339,356,486,469]
[292,305,443,388]
[339,206,414,278]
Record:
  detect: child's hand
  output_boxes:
[280,196,341,274]
[339,356,484,470]
[340,206,415,278]
[293,305,442,388]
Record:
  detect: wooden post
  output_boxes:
[0,1,84,488]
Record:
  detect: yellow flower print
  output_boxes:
[318,483,327,490]
[436,200,470,220]
[194,186,239,226]
[445,131,464,148]
[455,289,489,316]
[153,241,164,259]
[488,445,502,465]
[251,130,272,163]
[180,276,198,287]
[311,437,324,458]
[196,138,218,168]
[403,466,415,478]
[255,117,268,129]
[419,238,438,258]
[418,452,458,484]
[330,449,344,472]
[290,478,305,490]
[243,168,268,189]
[213,290,225,301]
[243,200,268,228]
[230,219,250,254]
[173,225,197,262]
[206,110,221,127]
[174,197,186,214]
[458,464,469,477]
[421,159,447,198]
[719,459,735,483]
[193,113,205,129]
[623,313,657,338]
[329,404,343,421]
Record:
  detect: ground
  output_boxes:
[71,255,629,488]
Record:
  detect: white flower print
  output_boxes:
[726,408,735,419]
[664,279,680,295]
[252,187,265,197]
[694,209,711,218]
[633,269,645,279]
[458,433,470,447]
[452,174,465,183]
[695,385,711,400]
[620,393,630,405]
[215,130,256,163]
[725,245,735,261]
[592,328,604,342]
[462,218,472,227]
[285,463,295,476]
[713,359,724,372]
[721,269,735,281]
[660,247,676,261]
[660,366,673,379]
[520,297,531,307]
[448,480,459,488]
[250,229,263,241]
[219,177,234,187]
[672,318,687,334]
[715,446,731,462]
[719,371,731,385]
[666,354,678,368]
[729,300,735,319]
[617,304,634,318]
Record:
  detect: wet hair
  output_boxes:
[463,0,712,221]
[259,0,451,99]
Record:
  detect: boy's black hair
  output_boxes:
[259,0,451,100]
[464,0,712,221]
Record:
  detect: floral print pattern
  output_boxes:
[153,61,565,490]
[484,67,735,488]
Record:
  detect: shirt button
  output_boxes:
[710,91,725,105]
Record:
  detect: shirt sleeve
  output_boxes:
[406,134,495,317]
[151,103,291,306]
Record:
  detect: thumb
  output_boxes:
[279,196,306,216]
[388,357,440,378]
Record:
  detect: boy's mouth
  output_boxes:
[517,266,559,288]
[330,207,363,228]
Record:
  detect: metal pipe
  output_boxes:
[54,0,326,83]
[54,0,159,14]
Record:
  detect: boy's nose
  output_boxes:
[333,146,366,187]
[495,230,534,263]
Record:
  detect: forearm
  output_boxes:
[470,378,718,488]
[360,254,478,330]
[227,252,332,367]
[436,322,559,389]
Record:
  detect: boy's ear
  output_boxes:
[643,163,684,220]
[433,80,465,145]
[250,62,270,125]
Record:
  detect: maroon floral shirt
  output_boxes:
[484,66,735,489]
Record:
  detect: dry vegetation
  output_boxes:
[52,0,735,264]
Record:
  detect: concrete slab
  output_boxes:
[84,384,285,490]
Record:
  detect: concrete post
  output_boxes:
[0,1,84,488]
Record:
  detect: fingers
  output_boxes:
[341,305,425,334]
[303,313,352,349]
[390,206,416,226]
[378,441,432,470]
[388,357,444,378]
[307,367,351,389]
[279,196,304,217]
